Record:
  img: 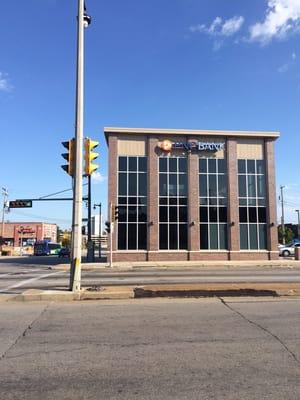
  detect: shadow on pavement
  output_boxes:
[134,288,279,298]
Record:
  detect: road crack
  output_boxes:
[219,298,300,367]
[0,303,50,361]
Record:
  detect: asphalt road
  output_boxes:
[1,256,300,294]
[0,298,299,399]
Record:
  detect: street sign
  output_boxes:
[9,200,32,208]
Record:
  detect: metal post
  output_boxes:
[295,209,300,238]
[87,174,94,262]
[109,202,113,268]
[70,0,85,291]
[280,185,285,245]
[93,202,102,259]
[99,202,102,259]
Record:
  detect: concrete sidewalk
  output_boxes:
[53,259,300,271]
[1,281,300,302]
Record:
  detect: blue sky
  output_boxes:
[1,0,300,229]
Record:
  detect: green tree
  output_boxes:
[278,226,294,244]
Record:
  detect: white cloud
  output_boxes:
[189,16,244,37]
[249,0,300,44]
[0,72,12,92]
[91,172,107,184]
[277,51,296,72]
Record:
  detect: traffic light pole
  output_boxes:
[87,174,94,262]
[70,0,85,292]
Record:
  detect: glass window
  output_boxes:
[179,224,188,249]
[219,207,227,223]
[248,175,256,198]
[218,159,226,174]
[199,176,207,197]
[239,207,248,223]
[238,159,267,250]
[169,224,178,250]
[118,157,127,171]
[247,160,255,174]
[138,173,147,196]
[138,224,147,249]
[129,157,137,171]
[219,224,228,250]
[199,159,207,173]
[249,224,258,250]
[159,158,167,172]
[200,224,209,249]
[159,157,188,250]
[179,158,187,172]
[238,160,246,174]
[258,207,266,223]
[118,224,127,250]
[159,206,168,222]
[138,157,147,172]
[169,158,177,172]
[169,207,178,222]
[128,173,137,196]
[259,224,267,249]
[209,207,218,223]
[159,174,167,196]
[159,224,168,249]
[210,224,218,250]
[118,173,127,196]
[117,156,147,250]
[208,158,216,173]
[169,174,177,196]
[179,174,187,196]
[200,207,208,222]
[128,224,137,249]
[208,175,217,197]
[238,175,246,198]
[256,160,265,175]
[240,224,248,250]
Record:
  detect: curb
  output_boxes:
[2,283,300,302]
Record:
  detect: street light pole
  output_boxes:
[69,0,88,291]
[280,185,285,245]
[295,209,300,238]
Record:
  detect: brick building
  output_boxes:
[2,222,57,246]
[105,127,279,262]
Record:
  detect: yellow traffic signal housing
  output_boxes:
[61,139,75,176]
[84,138,99,176]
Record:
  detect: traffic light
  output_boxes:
[112,205,119,222]
[61,139,75,176]
[84,138,99,176]
[9,200,32,208]
[105,221,111,234]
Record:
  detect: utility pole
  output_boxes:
[109,202,113,268]
[280,185,285,245]
[69,0,91,291]
[295,209,300,238]
[1,188,8,253]
[93,202,102,259]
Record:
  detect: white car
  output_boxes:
[279,242,300,257]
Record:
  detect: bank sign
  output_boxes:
[159,139,225,152]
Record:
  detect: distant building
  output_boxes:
[1,222,57,246]
[91,214,103,236]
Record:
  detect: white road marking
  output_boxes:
[0,271,66,293]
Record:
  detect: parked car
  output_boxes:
[58,247,70,258]
[279,242,300,257]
